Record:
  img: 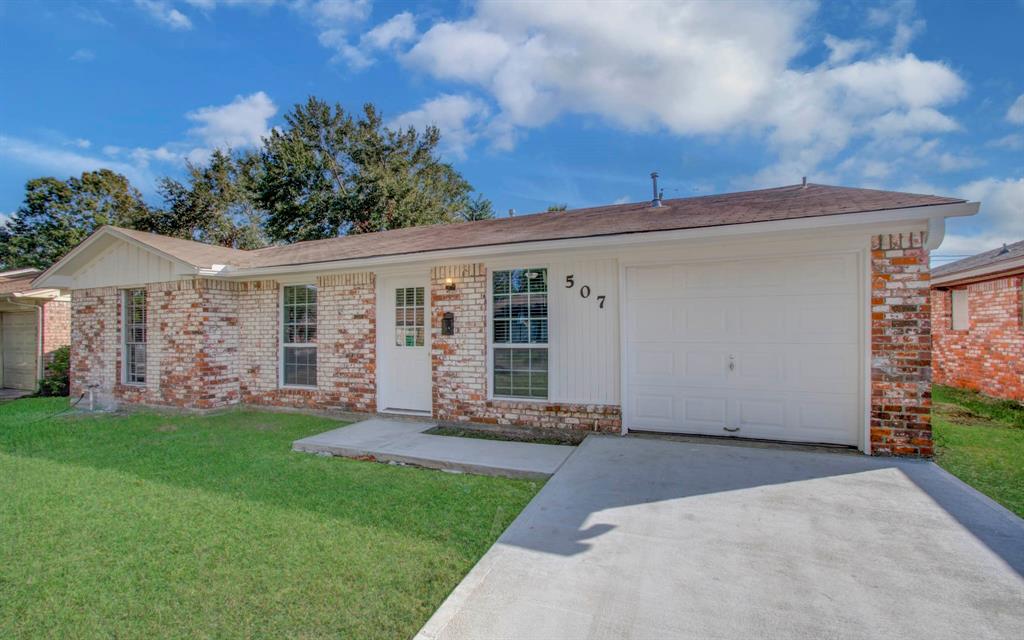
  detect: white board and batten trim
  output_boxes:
[74,241,185,290]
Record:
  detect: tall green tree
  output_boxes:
[0,170,155,270]
[151,149,268,249]
[258,97,493,242]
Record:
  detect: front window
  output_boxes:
[123,288,147,385]
[492,268,548,399]
[283,284,317,386]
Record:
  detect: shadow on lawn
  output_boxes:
[0,404,539,553]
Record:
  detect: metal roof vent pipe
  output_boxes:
[650,171,663,207]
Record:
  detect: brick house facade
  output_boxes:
[36,184,979,455]
[930,240,1024,402]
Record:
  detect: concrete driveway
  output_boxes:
[417,436,1024,640]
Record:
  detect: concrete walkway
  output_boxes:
[417,435,1024,640]
[292,418,574,479]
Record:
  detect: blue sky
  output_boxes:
[1,0,1022,262]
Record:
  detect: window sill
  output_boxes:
[279,385,318,391]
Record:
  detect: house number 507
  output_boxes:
[565,274,606,309]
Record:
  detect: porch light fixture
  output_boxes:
[445,277,456,291]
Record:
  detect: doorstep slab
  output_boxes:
[292,418,574,479]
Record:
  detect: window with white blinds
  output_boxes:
[492,268,548,399]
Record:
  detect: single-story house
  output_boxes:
[33,183,979,455]
[0,268,71,392]
[931,239,1024,402]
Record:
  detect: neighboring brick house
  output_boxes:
[0,268,71,391]
[33,183,980,455]
[931,240,1024,402]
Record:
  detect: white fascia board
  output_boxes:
[222,202,979,279]
[932,255,1024,286]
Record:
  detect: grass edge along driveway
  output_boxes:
[933,385,1024,518]
[0,398,540,639]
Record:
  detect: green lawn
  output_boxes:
[0,398,540,639]
[933,385,1024,518]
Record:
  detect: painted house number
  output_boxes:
[565,274,606,309]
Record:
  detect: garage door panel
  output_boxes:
[625,254,861,447]
[2,312,37,391]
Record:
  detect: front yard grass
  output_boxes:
[933,385,1024,518]
[0,398,540,639]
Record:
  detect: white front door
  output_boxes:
[379,275,432,414]
[624,253,862,446]
[2,311,38,391]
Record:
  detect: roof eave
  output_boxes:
[931,255,1024,287]
[225,201,978,278]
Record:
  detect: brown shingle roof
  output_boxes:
[107,183,965,271]
[932,239,1024,280]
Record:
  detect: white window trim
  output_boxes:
[279,282,319,390]
[486,265,551,402]
[121,288,146,387]
[951,288,969,331]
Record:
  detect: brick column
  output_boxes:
[69,287,119,408]
[431,264,488,421]
[871,232,932,456]
[318,273,376,412]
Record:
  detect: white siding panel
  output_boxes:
[546,258,619,404]
[75,242,183,289]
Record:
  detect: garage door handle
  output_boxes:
[723,426,740,433]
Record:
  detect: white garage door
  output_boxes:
[624,253,862,446]
[2,311,38,391]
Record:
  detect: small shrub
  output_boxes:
[37,345,70,397]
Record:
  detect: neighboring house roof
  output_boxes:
[932,239,1024,286]
[33,182,973,288]
[0,268,43,295]
[0,268,64,301]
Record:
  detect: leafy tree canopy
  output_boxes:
[258,97,493,242]
[149,149,268,250]
[0,169,154,270]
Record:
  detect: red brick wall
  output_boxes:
[870,232,933,456]
[932,276,1024,401]
[40,299,70,371]
[430,263,621,433]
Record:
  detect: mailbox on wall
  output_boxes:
[442,312,454,336]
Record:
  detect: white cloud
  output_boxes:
[0,134,155,188]
[941,176,1024,254]
[866,0,924,53]
[824,35,871,65]
[989,133,1024,150]
[0,92,278,195]
[394,0,964,180]
[185,91,277,150]
[340,11,417,68]
[70,48,96,62]
[1006,94,1024,125]
[390,94,490,160]
[134,0,193,30]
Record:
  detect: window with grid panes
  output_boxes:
[394,287,426,347]
[123,288,147,385]
[492,268,548,399]
[282,284,317,386]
